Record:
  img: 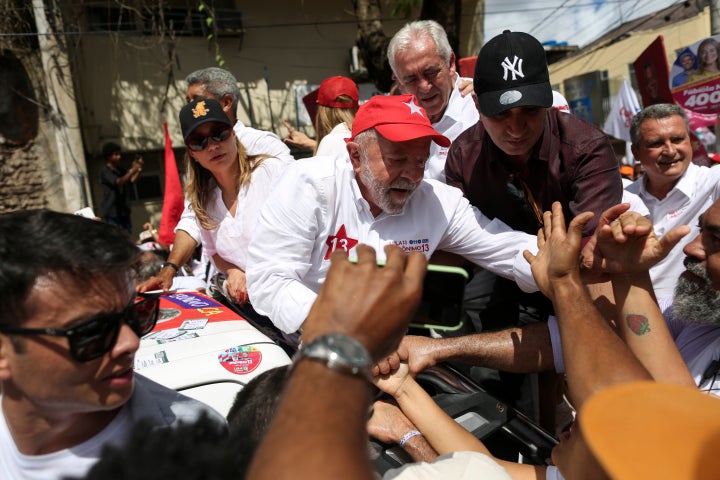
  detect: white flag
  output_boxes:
[603,78,641,143]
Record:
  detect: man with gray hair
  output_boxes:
[185,67,293,163]
[138,67,293,293]
[387,20,478,182]
[626,103,720,310]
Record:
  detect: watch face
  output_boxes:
[302,333,371,380]
[326,334,367,364]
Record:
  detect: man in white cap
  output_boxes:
[246,94,541,337]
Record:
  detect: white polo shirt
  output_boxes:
[246,154,538,334]
[425,75,479,183]
[626,163,720,304]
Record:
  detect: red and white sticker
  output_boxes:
[218,346,262,375]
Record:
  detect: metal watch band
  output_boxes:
[293,333,372,383]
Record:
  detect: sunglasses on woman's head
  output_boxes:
[186,126,232,152]
[0,293,160,362]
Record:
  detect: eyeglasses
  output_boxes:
[0,294,160,362]
[186,126,232,152]
[506,174,544,229]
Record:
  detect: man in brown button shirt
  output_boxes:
[443,30,622,427]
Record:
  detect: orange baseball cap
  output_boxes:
[580,382,720,480]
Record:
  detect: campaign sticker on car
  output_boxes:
[164,292,222,310]
[179,318,209,330]
[218,346,262,375]
[144,330,186,342]
[134,351,169,371]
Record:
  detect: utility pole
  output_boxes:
[32,0,90,211]
[711,0,720,35]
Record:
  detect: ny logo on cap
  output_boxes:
[403,97,425,117]
[192,101,209,118]
[501,56,524,81]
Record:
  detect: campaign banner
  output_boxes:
[671,36,720,114]
[633,36,673,107]
[562,70,609,126]
[684,107,718,130]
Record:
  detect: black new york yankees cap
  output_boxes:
[474,30,552,116]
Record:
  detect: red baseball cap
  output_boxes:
[349,94,450,147]
[316,76,359,108]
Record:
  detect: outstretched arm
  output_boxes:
[374,324,554,377]
[523,203,652,408]
[374,362,544,480]
[136,229,198,292]
[367,400,438,462]
[583,207,693,387]
[247,245,426,480]
[612,271,694,387]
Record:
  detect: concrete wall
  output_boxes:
[68,1,430,234]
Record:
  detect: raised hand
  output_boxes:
[523,202,594,301]
[581,204,690,273]
[303,244,427,362]
[282,120,317,150]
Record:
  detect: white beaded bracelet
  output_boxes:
[399,429,422,447]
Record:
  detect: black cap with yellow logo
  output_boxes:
[179,98,233,141]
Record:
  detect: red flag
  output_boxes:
[158,122,185,246]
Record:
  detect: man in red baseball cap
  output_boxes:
[246,93,542,338]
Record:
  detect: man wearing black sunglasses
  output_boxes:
[0,209,226,479]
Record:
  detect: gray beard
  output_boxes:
[358,160,417,215]
[672,260,720,324]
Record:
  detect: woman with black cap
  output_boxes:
[178,98,289,306]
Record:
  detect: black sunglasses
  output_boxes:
[186,126,232,152]
[0,294,160,362]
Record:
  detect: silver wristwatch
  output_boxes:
[294,333,372,382]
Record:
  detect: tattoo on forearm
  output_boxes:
[626,314,651,336]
